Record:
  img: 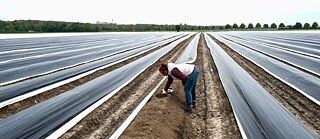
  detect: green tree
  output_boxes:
[294,22,302,29]
[233,23,238,29]
[225,24,232,29]
[279,23,285,29]
[0,21,6,32]
[304,23,310,29]
[0,20,223,33]
[4,22,15,32]
[286,25,293,29]
[56,22,67,32]
[248,23,254,29]
[263,24,269,28]
[13,20,30,32]
[271,23,277,29]
[240,23,246,29]
[0,20,5,29]
[65,23,73,32]
[32,22,42,32]
[48,22,58,32]
[95,25,102,32]
[175,24,181,32]
[255,23,261,29]
[312,22,318,29]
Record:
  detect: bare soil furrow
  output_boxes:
[200,34,241,139]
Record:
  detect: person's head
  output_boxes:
[159,63,168,76]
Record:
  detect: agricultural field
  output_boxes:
[0,31,319,139]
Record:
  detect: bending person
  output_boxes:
[159,62,200,112]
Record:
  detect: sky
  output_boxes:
[1,0,320,26]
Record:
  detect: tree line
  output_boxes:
[225,22,319,30]
[0,20,225,33]
[1,20,319,33]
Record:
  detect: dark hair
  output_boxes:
[159,63,168,73]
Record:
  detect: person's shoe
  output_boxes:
[185,106,192,112]
[192,101,196,108]
[167,87,174,93]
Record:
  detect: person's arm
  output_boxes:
[171,68,187,85]
[164,75,173,91]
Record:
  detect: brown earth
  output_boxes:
[120,33,241,139]
[0,35,185,120]
[208,34,320,137]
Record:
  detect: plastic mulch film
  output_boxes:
[212,33,320,104]
[205,33,316,139]
[0,34,191,138]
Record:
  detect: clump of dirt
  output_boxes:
[209,34,320,137]
[121,33,242,139]
[59,34,195,138]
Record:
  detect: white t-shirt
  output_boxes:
[167,63,194,79]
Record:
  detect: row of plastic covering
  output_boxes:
[0,33,182,84]
[204,33,316,139]
[0,34,192,138]
[0,34,185,104]
[223,32,320,57]
[219,34,319,75]
[175,33,200,64]
[210,32,320,105]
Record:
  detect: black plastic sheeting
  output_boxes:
[0,33,180,84]
[0,34,184,103]
[0,34,192,139]
[211,33,320,104]
[175,33,200,64]
[205,34,316,139]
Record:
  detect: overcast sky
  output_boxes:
[1,0,320,26]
